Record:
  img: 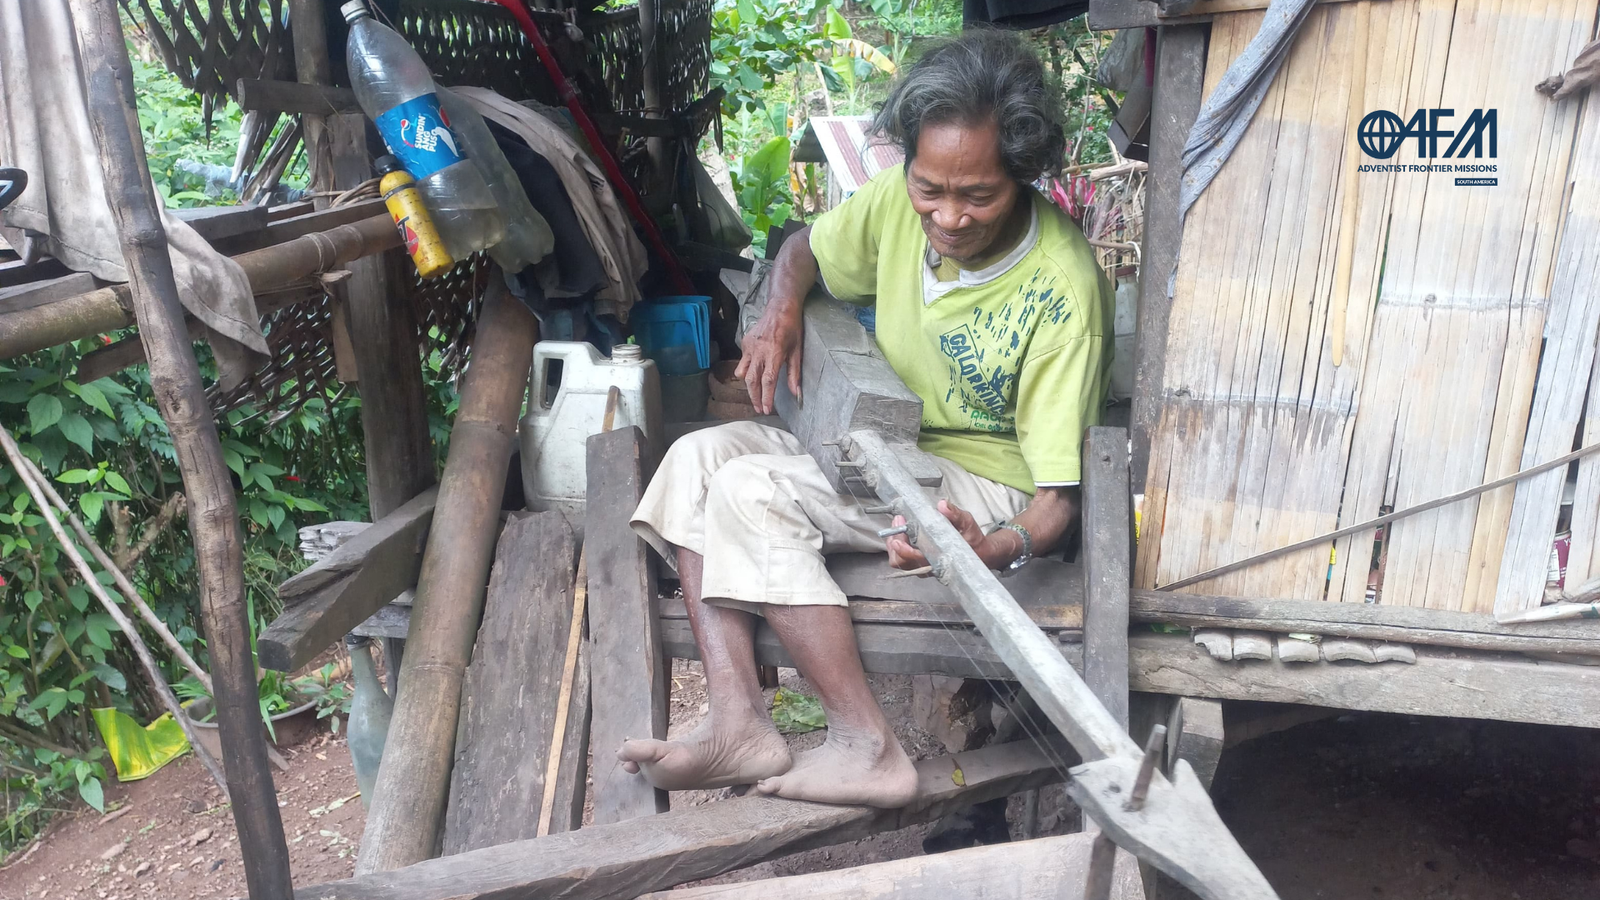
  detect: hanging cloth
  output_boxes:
[0,0,268,388]
[454,87,647,321]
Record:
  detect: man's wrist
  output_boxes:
[979,527,1025,569]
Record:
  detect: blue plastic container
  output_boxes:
[631,296,711,372]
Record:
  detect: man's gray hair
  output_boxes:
[873,30,1066,184]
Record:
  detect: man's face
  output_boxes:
[906,117,1020,264]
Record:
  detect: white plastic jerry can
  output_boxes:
[520,341,662,521]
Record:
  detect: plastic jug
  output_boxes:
[521,342,663,522]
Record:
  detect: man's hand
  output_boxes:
[735,299,803,415]
[886,499,1001,570]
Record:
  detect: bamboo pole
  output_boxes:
[356,276,538,873]
[72,2,292,896]
[0,424,229,797]
[0,212,399,360]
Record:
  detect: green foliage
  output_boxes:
[770,687,827,734]
[735,136,795,238]
[710,0,836,116]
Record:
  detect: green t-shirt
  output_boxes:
[810,165,1113,494]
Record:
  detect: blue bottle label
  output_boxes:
[375,93,466,180]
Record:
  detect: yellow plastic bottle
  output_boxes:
[376,155,453,279]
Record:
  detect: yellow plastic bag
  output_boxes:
[91,707,191,782]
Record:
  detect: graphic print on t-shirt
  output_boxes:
[936,268,1071,433]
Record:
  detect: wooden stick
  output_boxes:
[357,277,537,873]
[1161,442,1600,592]
[1328,0,1371,367]
[13,454,210,693]
[0,424,228,798]
[73,2,292,895]
[537,549,588,837]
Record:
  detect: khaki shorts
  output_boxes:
[630,421,1029,612]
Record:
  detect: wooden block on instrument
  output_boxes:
[772,293,926,492]
[1320,638,1377,664]
[643,832,1145,899]
[1274,635,1320,664]
[585,426,668,824]
[442,511,580,854]
[258,487,438,672]
[1231,631,1274,662]
[1192,629,1233,661]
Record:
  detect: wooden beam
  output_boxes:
[825,551,1085,609]
[2,209,398,363]
[1082,427,1134,730]
[357,281,536,874]
[1090,0,1361,29]
[585,426,669,824]
[238,77,360,116]
[1127,591,1600,657]
[257,487,437,672]
[0,273,104,316]
[1128,24,1207,489]
[443,512,580,854]
[300,738,1072,900]
[660,613,1085,680]
[1128,633,1600,728]
[663,595,1082,632]
[172,204,270,244]
[643,832,1146,899]
[774,294,927,492]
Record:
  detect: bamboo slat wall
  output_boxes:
[1137,0,1600,615]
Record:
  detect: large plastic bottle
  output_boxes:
[521,342,663,524]
[341,0,505,260]
[437,88,554,274]
[344,634,393,807]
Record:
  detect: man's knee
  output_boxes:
[659,420,789,479]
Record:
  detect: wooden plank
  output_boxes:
[257,487,438,672]
[172,204,270,244]
[660,617,1086,680]
[774,293,926,493]
[1083,426,1134,730]
[1091,0,1362,29]
[643,832,1145,899]
[662,594,1081,632]
[1166,697,1224,791]
[1570,358,1600,589]
[237,77,360,116]
[213,197,387,254]
[298,738,1072,900]
[1128,590,1600,656]
[585,426,668,824]
[1128,632,1600,728]
[0,273,104,315]
[1129,24,1206,490]
[443,512,579,854]
[1491,84,1600,613]
[826,551,1084,608]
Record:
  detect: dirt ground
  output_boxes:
[4,661,1600,899]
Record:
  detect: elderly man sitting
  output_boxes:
[620,30,1113,809]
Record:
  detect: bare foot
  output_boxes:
[618,713,791,791]
[754,726,919,808]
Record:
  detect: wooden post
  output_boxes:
[356,279,537,873]
[637,0,667,193]
[293,0,437,685]
[73,1,292,896]
[585,426,669,823]
[1082,426,1134,731]
[1129,25,1207,489]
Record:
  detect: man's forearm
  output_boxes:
[979,487,1077,568]
[767,224,818,319]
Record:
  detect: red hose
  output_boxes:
[490,0,696,295]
